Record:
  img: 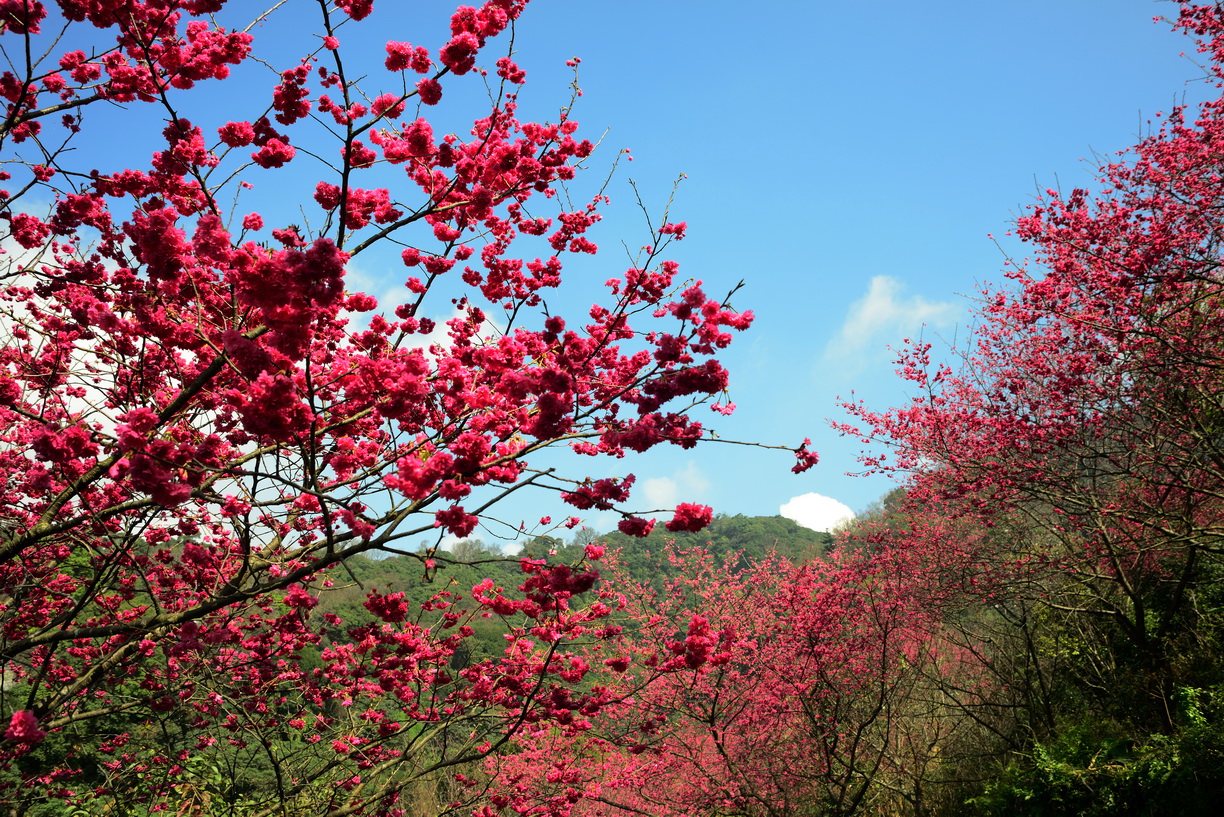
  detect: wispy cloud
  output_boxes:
[823,275,957,368]
[642,461,711,511]
[343,258,408,316]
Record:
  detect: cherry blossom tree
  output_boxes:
[483,547,958,817]
[836,2,1224,806]
[0,1,809,811]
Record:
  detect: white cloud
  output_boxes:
[823,275,957,365]
[343,257,410,315]
[780,492,855,533]
[642,461,711,511]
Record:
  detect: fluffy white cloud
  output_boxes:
[823,275,957,365]
[642,461,711,511]
[780,492,855,532]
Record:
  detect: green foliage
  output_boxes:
[307,518,826,665]
[969,708,1224,817]
[312,541,527,662]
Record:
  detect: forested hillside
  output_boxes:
[307,514,829,653]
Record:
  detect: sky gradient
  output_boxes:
[487,0,1208,533]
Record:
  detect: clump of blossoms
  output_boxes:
[0,0,809,812]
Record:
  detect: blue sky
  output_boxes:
[464,0,1206,532]
[19,0,1208,539]
[258,0,1213,536]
